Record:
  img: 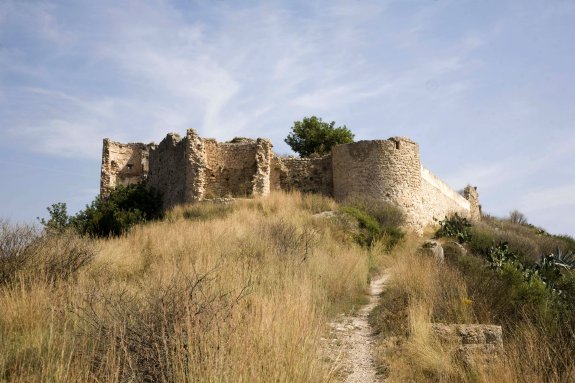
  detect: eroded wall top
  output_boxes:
[100,139,152,195]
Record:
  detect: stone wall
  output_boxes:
[101,131,481,232]
[203,139,258,198]
[148,133,187,210]
[271,154,333,195]
[420,166,471,224]
[332,138,423,228]
[100,139,150,195]
[145,131,273,208]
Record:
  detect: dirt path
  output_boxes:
[324,274,388,382]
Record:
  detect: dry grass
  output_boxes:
[499,322,575,382]
[373,234,575,383]
[371,238,476,382]
[0,191,376,383]
[471,216,572,264]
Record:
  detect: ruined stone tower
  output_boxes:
[332,138,423,228]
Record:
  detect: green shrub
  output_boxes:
[486,242,519,270]
[40,184,163,238]
[73,184,162,237]
[440,215,575,379]
[378,226,405,251]
[498,263,553,320]
[341,206,381,247]
[38,202,71,234]
[467,224,494,256]
[446,249,556,325]
[343,196,405,228]
[469,220,542,264]
[554,269,575,313]
[340,201,404,250]
[436,214,472,243]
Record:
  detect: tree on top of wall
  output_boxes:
[284,116,354,157]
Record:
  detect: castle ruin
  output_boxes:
[101,129,480,232]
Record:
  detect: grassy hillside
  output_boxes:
[371,214,575,382]
[3,190,575,382]
[0,192,396,383]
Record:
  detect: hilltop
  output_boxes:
[1,191,575,382]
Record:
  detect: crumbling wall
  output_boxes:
[332,138,423,229]
[100,139,150,195]
[148,133,187,210]
[252,139,273,196]
[420,167,471,223]
[203,139,258,198]
[464,185,481,222]
[146,131,272,207]
[101,131,481,232]
[272,154,333,195]
[184,129,207,203]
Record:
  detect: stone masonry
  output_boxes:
[431,323,503,370]
[100,129,481,231]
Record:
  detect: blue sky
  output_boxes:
[1,0,574,236]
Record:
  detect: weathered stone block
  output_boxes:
[431,323,503,370]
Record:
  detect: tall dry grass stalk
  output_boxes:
[496,321,575,383]
[0,191,374,382]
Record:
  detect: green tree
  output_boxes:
[284,116,354,157]
[39,184,163,238]
[38,202,71,233]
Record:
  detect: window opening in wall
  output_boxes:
[395,141,400,150]
[126,163,133,170]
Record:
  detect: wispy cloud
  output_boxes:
[1,0,489,158]
[519,184,575,213]
[1,0,574,235]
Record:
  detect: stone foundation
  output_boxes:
[431,323,503,370]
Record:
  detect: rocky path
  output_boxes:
[324,274,388,383]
